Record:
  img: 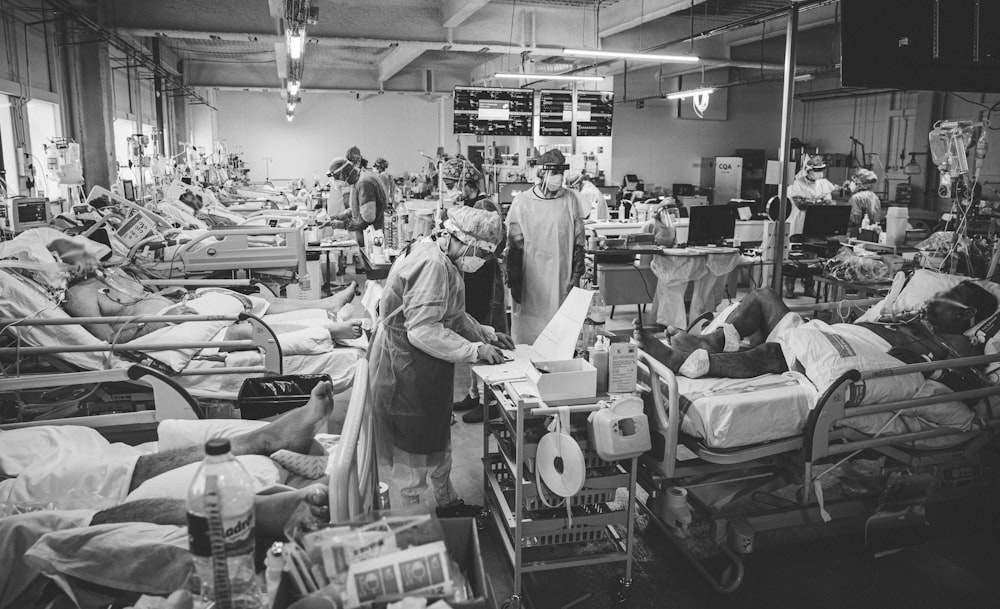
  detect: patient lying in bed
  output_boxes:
[634,282,997,392]
[50,238,363,345]
[0,383,337,607]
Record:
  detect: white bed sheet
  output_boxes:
[676,372,818,448]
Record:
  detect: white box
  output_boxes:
[525,358,597,402]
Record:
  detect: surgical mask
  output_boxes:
[456,255,487,273]
[442,188,462,205]
[848,181,859,193]
[544,174,564,192]
[807,170,823,182]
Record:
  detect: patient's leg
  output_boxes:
[127,381,335,492]
[634,321,788,377]
[669,287,792,353]
[225,319,363,342]
[91,484,330,536]
[266,281,359,314]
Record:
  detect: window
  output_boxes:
[26,99,62,200]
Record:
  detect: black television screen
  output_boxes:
[687,205,736,246]
[841,0,1000,93]
[453,87,534,136]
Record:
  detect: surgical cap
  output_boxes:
[441,158,482,184]
[804,155,827,170]
[374,157,388,172]
[443,205,503,252]
[328,157,354,179]
[346,146,363,163]
[854,168,878,184]
[536,149,568,170]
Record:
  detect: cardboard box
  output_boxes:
[525,358,597,402]
[272,518,487,609]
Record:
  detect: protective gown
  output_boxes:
[506,186,585,344]
[786,168,837,235]
[369,238,494,504]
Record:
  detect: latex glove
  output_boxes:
[491,332,514,350]
[477,344,505,364]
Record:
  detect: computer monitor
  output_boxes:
[498,182,533,206]
[687,205,736,246]
[801,205,851,239]
[1,197,51,233]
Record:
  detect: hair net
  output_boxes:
[804,155,827,170]
[328,157,354,179]
[346,146,362,162]
[441,158,482,184]
[854,168,878,184]
[442,206,502,252]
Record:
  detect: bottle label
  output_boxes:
[187,509,255,558]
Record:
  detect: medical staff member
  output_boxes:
[506,149,586,344]
[373,157,399,204]
[847,168,881,227]
[327,156,389,245]
[441,158,508,423]
[567,173,609,220]
[784,155,837,298]
[326,157,353,218]
[370,206,513,514]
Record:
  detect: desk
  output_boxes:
[587,246,743,328]
[306,241,358,294]
[587,221,646,238]
[814,274,892,305]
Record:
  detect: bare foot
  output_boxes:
[255,484,329,538]
[329,320,363,340]
[255,381,336,455]
[322,281,359,310]
[633,319,692,372]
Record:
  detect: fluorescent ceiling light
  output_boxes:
[794,74,814,82]
[563,48,699,63]
[288,79,301,96]
[287,30,305,60]
[666,87,716,100]
[494,72,605,82]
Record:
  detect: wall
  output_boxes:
[611,68,783,191]
[212,91,444,181]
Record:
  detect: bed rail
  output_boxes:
[0,311,283,376]
[638,350,681,478]
[329,359,376,523]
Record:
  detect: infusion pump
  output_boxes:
[0,197,51,233]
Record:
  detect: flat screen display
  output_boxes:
[453,87,534,136]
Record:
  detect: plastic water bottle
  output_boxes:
[861,214,871,231]
[187,439,262,609]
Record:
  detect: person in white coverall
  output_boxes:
[567,172,609,220]
[784,154,838,298]
[369,206,514,515]
[505,149,586,344]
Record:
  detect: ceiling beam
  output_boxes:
[598,0,708,38]
[442,0,492,28]
[379,45,426,82]
[121,29,563,57]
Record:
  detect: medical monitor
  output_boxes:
[1,197,51,233]
[499,182,533,206]
[687,205,736,246]
[121,180,136,202]
[802,205,851,239]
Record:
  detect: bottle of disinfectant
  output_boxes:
[187,439,262,608]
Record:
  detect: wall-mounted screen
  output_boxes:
[453,87,534,136]
[576,91,614,137]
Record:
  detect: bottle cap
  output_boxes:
[205,438,232,456]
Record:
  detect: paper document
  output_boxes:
[529,287,593,361]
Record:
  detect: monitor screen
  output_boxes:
[498,182,534,206]
[16,200,48,224]
[802,206,851,239]
[453,87,534,136]
[122,180,136,202]
[687,205,736,246]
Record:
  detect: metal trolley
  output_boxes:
[479,381,638,608]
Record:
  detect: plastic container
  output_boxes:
[886,206,909,246]
[589,336,610,394]
[187,439,262,608]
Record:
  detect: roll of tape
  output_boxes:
[535,432,586,500]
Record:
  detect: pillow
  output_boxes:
[125,454,286,502]
[781,321,924,406]
[24,522,192,596]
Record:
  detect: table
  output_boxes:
[814,274,893,306]
[306,241,358,294]
[358,248,393,281]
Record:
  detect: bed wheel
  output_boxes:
[476,506,488,531]
[500,594,522,609]
[614,577,633,604]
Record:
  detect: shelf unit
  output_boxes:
[479,382,638,608]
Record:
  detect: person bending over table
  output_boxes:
[48,239,362,344]
[633,283,995,391]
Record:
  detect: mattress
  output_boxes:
[675,372,818,449]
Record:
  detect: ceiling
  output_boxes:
[102,0,842,96]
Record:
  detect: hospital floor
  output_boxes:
[347,278,1000,609]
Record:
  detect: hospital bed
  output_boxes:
[80,187,310,287]
[635,296,1000,593]
[0,361,379,608]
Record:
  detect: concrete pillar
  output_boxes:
[58,19,116,189]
